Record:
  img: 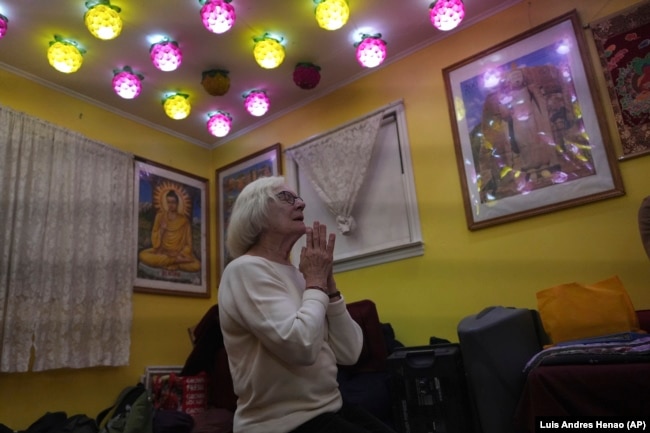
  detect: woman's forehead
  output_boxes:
[275,184,296,194]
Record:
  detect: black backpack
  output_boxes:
[21,412,67,433]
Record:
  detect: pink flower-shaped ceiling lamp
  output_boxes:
[0,14,9,39]
[429,0,465,31]
[293,63,321,90]
[243,90,270,117]
[355,34,387,68]
[112,66,144,99]
[207,111,232,137]
[150,39,183,72]
[200,0,236,34]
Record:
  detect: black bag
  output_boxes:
[23,412,68,433]
[153,410,194,433]
[52,415,98,433]
[96,383,153,433]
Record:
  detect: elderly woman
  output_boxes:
[218,176,396,433]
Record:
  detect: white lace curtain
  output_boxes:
[285,111,384,234]
[0,104,135,372]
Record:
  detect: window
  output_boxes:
[285,101,423,272]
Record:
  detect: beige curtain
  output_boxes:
[0,104,135,372]
[285,112,383,234]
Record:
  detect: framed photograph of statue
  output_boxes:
[134,158,210,297]
[590,0,650,160]
[443,10,624,230]
[216,143,282,274]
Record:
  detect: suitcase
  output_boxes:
[387,343,474,433]
[457,306,545,433]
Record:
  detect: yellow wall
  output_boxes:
[2,0,650,428]
[213,0,650,339]
[0,70,216,426]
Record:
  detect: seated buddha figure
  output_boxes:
[139,189,201,273]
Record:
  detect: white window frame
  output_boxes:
[285,101,423,273]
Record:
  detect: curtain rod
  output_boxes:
[284,99,403,152]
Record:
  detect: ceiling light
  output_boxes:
[150,39,183,72]
[200,0,236,34]
[355,34,387,68]
[314,0,349,31]
[47,36,85,74]
[84,0,123,40]
[201,69,231,96]
[207,111,233,137]
[253,34,285,69]
[112,66,143,99]
[429,0,465,31]
[0,14,8,39]
[163,93,191,120]
[293,63,321,89]
[243,90,270,117]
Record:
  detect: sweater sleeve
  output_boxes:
[326,298,363,365]
[221,257,332,366]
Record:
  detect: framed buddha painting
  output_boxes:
[134,158,210,297]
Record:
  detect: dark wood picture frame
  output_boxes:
[443,10,624,230]
[216,144,282,274]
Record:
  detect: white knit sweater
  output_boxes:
[217,255,363,433]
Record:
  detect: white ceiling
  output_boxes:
[0,0,521,149]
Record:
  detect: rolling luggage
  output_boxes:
[457,306,545,433]
[387,343,474,433]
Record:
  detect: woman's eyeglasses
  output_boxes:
[276,191,303,205]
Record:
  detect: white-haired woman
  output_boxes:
[218,176,396,433]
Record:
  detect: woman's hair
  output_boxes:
[226,176,285,258]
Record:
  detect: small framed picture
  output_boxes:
[216,143,282,273]
[143,365,184,391]
[443,11,624,230]
[134,159,210,297]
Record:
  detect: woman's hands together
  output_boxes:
[299,221,336,292]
